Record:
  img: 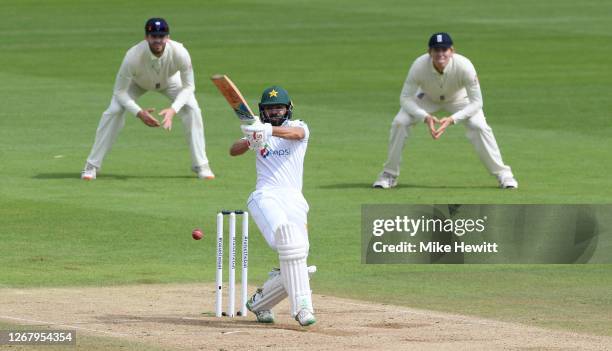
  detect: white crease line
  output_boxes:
[0,315,128,338]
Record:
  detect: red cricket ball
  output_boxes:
[192,228,203,240]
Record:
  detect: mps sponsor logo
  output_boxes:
[259,147,290,159]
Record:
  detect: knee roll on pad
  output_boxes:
[275,223,309,261]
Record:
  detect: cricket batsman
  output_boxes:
[229,86,316,326]
[373,32,518,189]
[81,18,214,180]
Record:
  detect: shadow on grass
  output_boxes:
[33,173,194,180]
[319,183,497,190]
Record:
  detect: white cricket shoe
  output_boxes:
[81,163,97,180]
[295,309,316,326]
[373,171,397,189]
[499,176,518,189]
[194,164,215,180]
[246,292,275,323]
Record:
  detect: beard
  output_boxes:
[148,42,166,55]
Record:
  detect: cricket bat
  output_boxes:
[210,74,259,124]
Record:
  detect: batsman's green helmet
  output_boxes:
[259,86,292,106]
[258,86,293,125]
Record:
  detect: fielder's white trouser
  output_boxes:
[382,96,513,179]
[86,78,209,171]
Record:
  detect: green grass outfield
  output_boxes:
[1,0,611,337]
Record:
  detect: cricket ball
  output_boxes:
[192,228,203,240]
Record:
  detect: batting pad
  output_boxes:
[251,266,317,312]
[274,223,313,317]
[251,268,284,312]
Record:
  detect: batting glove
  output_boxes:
[241,122,272,150]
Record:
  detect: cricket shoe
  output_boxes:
[295,309,316,327]
[499,176,518,189]
[81,163,97,180]
[373,171,397,189]
[246,292,275,323]
[194,163,215,180]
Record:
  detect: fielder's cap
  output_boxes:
[428,32,453,49]
[145,18,169,35]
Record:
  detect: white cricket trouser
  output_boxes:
[86,77,209,171]
[247,188,309,251]
[248,188,313,317]
[383,96,513,179]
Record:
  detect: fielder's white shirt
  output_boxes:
[112,40,195,115]
[255,120,309,192]
[400,53,483,122]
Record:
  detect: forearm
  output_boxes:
[115,93,141,116]
[113,76,141,116]
[451,68,483,122]
[170,85,195,112]
[170,69,196,112]
[230,139,249,156]
[400,96,429,121]
[450,92,483,122]
[399,77,428,121]
[113,58,141,116]
[450,100,482,123]
[272,126,305,140]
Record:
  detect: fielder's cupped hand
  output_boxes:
[160,108,177,131]
[425,115,440,139]
[137,108,161,127]
[433,117,454,139]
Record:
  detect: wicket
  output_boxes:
[216,210,249,318]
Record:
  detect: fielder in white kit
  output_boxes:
[81,18,214,180]
[229,86,316,326]
[373,32,518,189]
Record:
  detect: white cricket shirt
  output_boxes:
[255,120,309,192]
[112,40,195,115]
[399,53,483,122]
